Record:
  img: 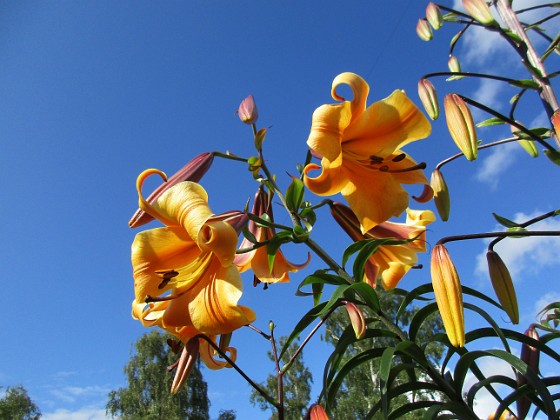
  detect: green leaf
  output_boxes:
[312,282,323,307]
[254,127,267,150]
[509,79,540,89]
[300,207,316,228]
[379,347,396,394]
[295,272,347,297]
[476,117,506,127]
[492,212,522,228]
[544,148,560,166]
[346,282,380,312]
[241,225,258,244]
[285,177,304,212]
[266,239,283,275]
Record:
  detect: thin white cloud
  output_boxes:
[475,211,560,279]
[43,406,110,420]
[49,385,110,404]
[533,291,560,321]
[474,142,518,189]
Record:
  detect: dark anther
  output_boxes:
[156,269,179,289]
[253,275,261,287]
[263,283,269,290]
[379,162,427,173]
[369,155,384,164]
[379,165,389,171]
[392,153,406,162]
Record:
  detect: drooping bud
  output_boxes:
[129,152,215,228]
[444,94,478,161]
[305,404,329,420]
[430,169,450,221]
[237,95,258,124]
[430,244,465,347]
[418,79,439,120]
[517,326,540,419]
[448,55,461,73]
[544,148,560,166]
[416,18,433,41]
[426,3,443,30]
[462,0,496,25]
[209,210,249,235]
[486,250,519,324]
[171,338,200,394]
[344,301,366,339]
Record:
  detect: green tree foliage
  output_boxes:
[217,409,236,420]
[323,288,444,419]
[106,330,210,419]
[250,337,312,420]
[0,385,41,420]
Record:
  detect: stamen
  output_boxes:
[379,162,427,173]
[156,269,179,289]
[369,155,383,164]
[391,153,406,162]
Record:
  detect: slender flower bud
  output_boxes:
[171,338,200,394]
[305,404,329,420]
[552,109,560,139]
[426,3,443,30]
[344,301,366,339]
[517,326,540,419]
[486,250,519,324]
[418,79,439,120]
[462,0,496,25]
[430,169,450,221]
[431,244,465,347]
[237,95,258,124]
[444,94,478,161]
[129,152,215,228]
[448,55,461,73]
[416,18,433,41]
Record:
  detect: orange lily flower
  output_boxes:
[330,202,434,289]
[304,72,432,233]
[234,187,310,284]
[131,169,256,342]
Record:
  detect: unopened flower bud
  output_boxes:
[486,250,519,324]
[129,152,214,228]
[510,121,538,157]
[517,326,540,419]
[431,244,465,347]
[462,0,496,25]
[430,169,450,221]
[416,18,433,41]
[344,302,366,339]
[237,95,258,124]
[171,338,200,394]
[426,3,443,30]
[305,404,329,420]
[418,79,439,120]
[448,55,461,73]
[444,94,478,161]
[552,109,560,139]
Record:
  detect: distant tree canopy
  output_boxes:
[0,385,41,420]
[106,330,210,420]
[250,337,312,420]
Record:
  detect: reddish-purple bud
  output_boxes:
[129,152,214,228]
[237,95,259,124]
[517,326,540,419]
[344,301,366,339]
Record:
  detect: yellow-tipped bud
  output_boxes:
[430,244,465,347]
[486,250,519,324]
[462,0,496,25]
[237,94,259,124]
[430,169,450,221]
[416,18,433,41]
[448,55,461,73]
[517,326,540,419]
[426,3,443,30]
[345,302,366,340]
[418,79,439,120]
[444,94,478,160]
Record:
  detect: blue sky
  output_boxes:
[1,1,558,419]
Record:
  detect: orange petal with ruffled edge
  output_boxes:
[249,245,311,284]
[199,338,238,370]
[307,102,352,163]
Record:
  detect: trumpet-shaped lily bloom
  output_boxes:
[330,202,435,289]
[304,72,432,233]
[234,187,310,284]
[131,169,256,346]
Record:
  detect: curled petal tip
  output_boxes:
[412,183,434,203]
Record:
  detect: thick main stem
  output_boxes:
[495,0,560,147]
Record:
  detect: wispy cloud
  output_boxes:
[49,385,110,404]
[43,406,109,420]
[474,141,518,189]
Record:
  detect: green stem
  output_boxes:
[435,137,519,171]
[304,237,354,283]
[213,151,250,163]
[438,230,560,245]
